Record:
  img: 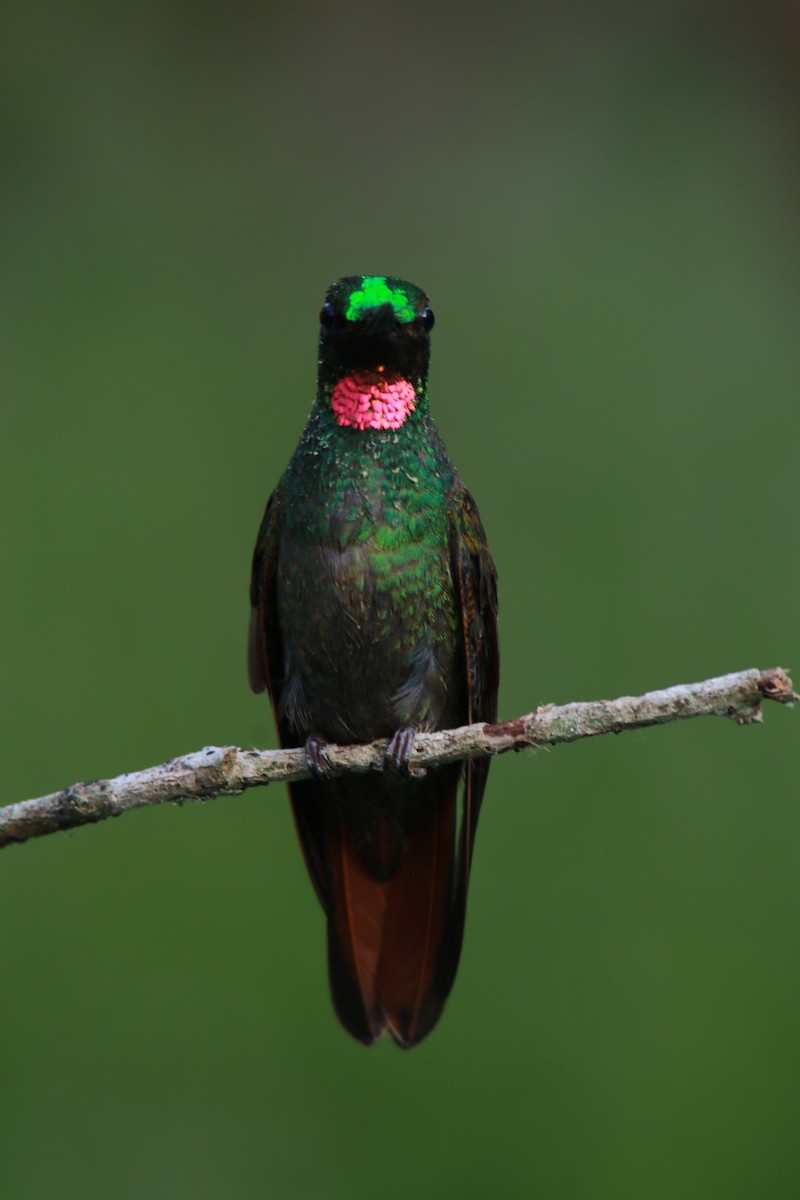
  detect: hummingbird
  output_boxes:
[248,275,499,1047]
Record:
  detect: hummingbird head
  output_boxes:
[316,277,434,429]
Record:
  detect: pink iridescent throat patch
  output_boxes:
[330,369,417,431]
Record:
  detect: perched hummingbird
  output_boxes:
[248,275,499,1047]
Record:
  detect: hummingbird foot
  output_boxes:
[304,734,337,780]
[384,725,419,778]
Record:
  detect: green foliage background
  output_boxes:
[2,3,798,1197]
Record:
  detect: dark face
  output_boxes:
[317,275,435,387]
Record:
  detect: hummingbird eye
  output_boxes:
[420,306,435,332]
[320,300,338,332]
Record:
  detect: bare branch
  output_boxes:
[2,666,795,850]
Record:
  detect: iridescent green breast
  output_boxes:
[274,405,463,741]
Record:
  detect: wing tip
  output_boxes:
[247,608,266,692]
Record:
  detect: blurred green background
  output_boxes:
[2,2,799,1197]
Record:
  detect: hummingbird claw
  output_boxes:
[304,734,336,780]
[384,725,418,778]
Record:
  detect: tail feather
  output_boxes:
[291,762,476,1047]
[294,766,465,1047]
[326,826,387,1044]
[377,787,456,1046]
